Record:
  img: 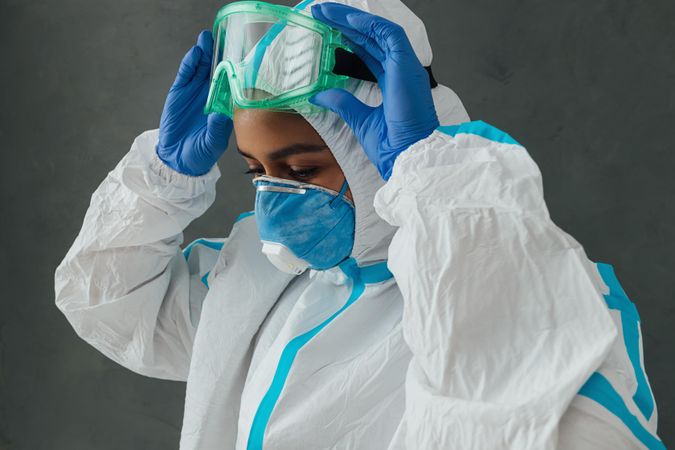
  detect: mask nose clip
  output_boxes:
[329,179,349,209]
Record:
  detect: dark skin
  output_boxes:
[233,109,353,201]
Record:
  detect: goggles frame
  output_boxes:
[204,1,352,116]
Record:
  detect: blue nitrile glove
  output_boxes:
[156,30,233,176]
[309,3,439,181]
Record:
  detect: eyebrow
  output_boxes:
[237,143,329,162]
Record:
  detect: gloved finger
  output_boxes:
[196,30,213,58]
[205,113,233,151]
[311,4,385,62]
[310,88,374,134]
[173,45,203,88]
[173,31,214,89]
[344,10,415,57]
[313,3,413,57]
[311,3,370,32]
[194,30,214,81]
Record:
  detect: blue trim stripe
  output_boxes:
[579,373,664,450]
[182,239,225,261]
[236,210,255,223]
[294,0,314,10]
[246,258,393,450]
[358,261,393,284]
[201,271,210,288]
[437,120,521,146]
[596,263,655,420]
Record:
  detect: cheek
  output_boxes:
[314,165,347,193]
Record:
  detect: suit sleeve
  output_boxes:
[375,121,618,449]
[55,129,222,381]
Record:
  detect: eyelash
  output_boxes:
[288,167,318,180]
[243,167,319,180]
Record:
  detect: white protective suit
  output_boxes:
[54,0,664,448]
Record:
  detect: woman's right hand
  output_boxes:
[309,3,439,181]
[156,30,232,176]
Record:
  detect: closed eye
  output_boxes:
[288,167,319,180]
[244,167,265,176]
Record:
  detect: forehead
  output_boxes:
[233,109,323,143]
[233,109,326,158]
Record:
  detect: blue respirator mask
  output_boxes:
[253,175,355,275]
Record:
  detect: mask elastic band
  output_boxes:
[329,179,350,209]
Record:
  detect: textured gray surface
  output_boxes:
[1,0,673,448]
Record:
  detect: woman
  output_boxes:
[55,0,662,449]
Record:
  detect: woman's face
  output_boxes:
[233,109,350,199]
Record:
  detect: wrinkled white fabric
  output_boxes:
[55,0,662,449]
[248,24,321,99]
[375,127,661,449]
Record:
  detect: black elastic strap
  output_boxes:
[332,47,438,88]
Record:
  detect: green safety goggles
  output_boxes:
[204,1,357,117]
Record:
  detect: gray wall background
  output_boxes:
[1,0,673,448]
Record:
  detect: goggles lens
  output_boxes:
[213,11,323,102]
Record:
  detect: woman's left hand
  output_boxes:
[310,2,439,180]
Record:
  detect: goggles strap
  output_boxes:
[333,47,438,88]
